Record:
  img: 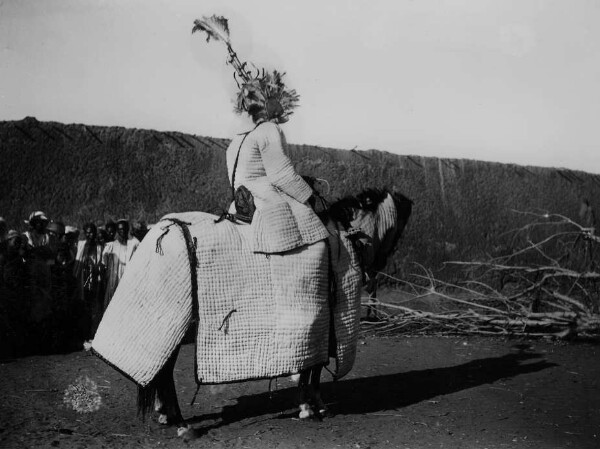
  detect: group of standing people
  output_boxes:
[0,212,146,356]
[74,219,141,343]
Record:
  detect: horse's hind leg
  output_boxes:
[154,347,186,428]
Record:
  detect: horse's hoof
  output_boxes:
[157,414,168,425]
[298,403,314,419]
[177,425,201,441]
[177,425,190,437]
[317,407,330,419]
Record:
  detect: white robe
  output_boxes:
[226,121,328,253]
[102,237,139,308]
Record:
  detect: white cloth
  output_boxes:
[74,240,103,268]
[226,121,328,253]
[102,237,139,307]
[74,240,104,287]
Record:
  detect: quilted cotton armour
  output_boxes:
[227,121,328,253]
[92,212,361,386]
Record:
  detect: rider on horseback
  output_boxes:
[192,15,328,253]
[225,77,329,254]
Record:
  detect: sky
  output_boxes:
[1,0,599,173]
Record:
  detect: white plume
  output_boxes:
[192,15,230,44]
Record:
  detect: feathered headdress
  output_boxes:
[192,15,300,122]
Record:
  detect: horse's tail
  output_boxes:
[137,378,160,419]
[137,345,183,420]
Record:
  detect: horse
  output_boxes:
[295,188,413,418]
[91,187,412,436]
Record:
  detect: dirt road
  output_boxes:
[1,335,598,448]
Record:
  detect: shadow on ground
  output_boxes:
[188,347,557,429]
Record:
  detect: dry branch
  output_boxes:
[362,212,600,340]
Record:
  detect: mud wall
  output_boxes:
[2,117,599,281]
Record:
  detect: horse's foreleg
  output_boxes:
[297,369,314,419]
[309,365,328,418]
[365,276,379,321]
[296,365,329,419]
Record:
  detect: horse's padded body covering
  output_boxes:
[93,212,361,387]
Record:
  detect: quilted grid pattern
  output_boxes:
[227,122,329,253]
[93,211,362,386]
[190,211,330,383]
[328,228,363,378]
[250,193,329,254]
[92,222,193,386]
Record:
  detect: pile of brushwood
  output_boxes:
[364,211,600,340]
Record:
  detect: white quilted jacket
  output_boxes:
[226,121,328,253]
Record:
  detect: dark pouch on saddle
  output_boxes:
[233,185,255,223]
[226,123,263,224]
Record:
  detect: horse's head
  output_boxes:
[324,188,413,278]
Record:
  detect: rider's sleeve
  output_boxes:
[257,122,313,203]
